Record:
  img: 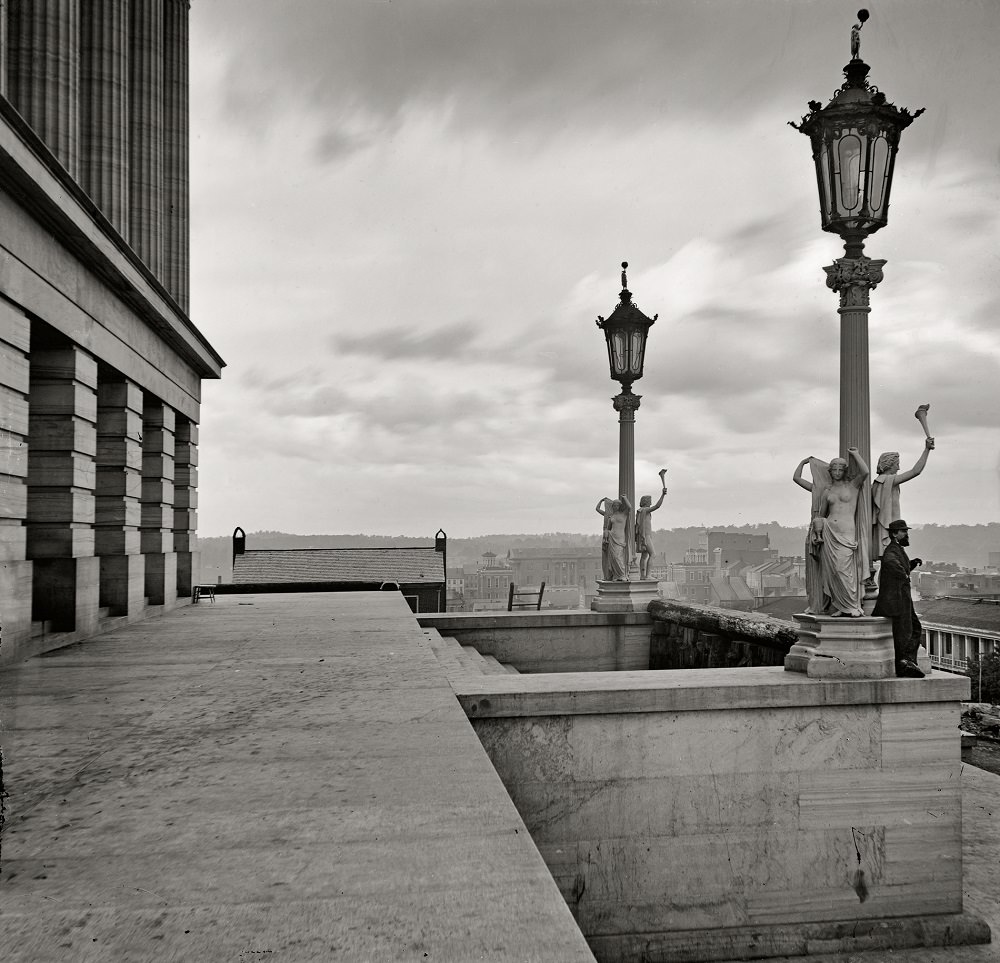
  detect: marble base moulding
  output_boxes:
[591,578,660,613]
[785,613,895,679]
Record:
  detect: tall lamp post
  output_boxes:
[790,8,922,590]
[596,262,656,579]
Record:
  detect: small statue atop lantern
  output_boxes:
[851,8,868,60]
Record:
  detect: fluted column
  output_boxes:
[614,388,640,575]
[0,1,8,98]
[163,0,189,311]
[6,0,81,178]
[140,394,175,606]
[80,0,129,233]
[824,254,885,587]
[128,0,163,275]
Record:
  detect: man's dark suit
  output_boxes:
[873,538,922,664]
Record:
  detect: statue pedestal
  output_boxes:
[785,613,895,680]
[591,579,659,613]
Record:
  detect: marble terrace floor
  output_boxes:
[0,591,997,963]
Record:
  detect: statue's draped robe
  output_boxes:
[805,458,870,617]
[871,473,895,562]
[601,495,628,580]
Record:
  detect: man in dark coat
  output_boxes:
[873,519,924,678]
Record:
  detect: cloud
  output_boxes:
[331,320,482,361]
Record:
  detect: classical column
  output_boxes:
[613,388,640,574]
[0,300,33,657]
[26,336,99,633]
[163,0,189,311]
[172,416,198,597]
[5,0,81,178]
[825,254,884,591]
[0,1,8,98]
[825,255,885,469]
[140,394,175,606]
[95,374,145,617]
[80,0,129,234]
[128,0,163,276]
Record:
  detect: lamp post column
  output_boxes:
[613,388,641,576]
[824,253,884,468]
[825,253,884,593]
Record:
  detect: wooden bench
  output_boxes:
[193,585,216,603]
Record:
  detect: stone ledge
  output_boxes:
[587,910,991,962]
[419,609,653,629]
[456,665,971,718]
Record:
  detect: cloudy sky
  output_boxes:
[188,0,1000,539]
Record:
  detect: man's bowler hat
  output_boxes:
[888,519,910,532]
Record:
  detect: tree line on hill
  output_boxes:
[198,522,1000,582]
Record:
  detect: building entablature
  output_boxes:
[0,100,223,383]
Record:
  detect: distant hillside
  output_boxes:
[197,522,1000,585]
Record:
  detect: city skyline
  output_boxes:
[189,0,1000,538]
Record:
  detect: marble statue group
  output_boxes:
[596,468,667,581]
[793,405,935,619]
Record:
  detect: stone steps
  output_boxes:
[422,628,519,683]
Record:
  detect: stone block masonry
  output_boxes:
[459,667,991,961]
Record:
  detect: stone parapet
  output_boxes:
[459,666,987,961]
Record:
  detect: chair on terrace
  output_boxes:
[508,581,545,611]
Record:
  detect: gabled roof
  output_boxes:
[232,547,444,585]
[710,576,754,602]
[915,597,1000,635]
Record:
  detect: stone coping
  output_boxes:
[456,665,970,718]
[418,609,653,629]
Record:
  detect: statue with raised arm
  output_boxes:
[851,9,868,60]
[635,469,668,580]
[596,493,632,581]
[793,448,870,617]
[872,405,935,562]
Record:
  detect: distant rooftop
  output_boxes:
[916,596,1000,634]
[509,547,600,559]
[232,547,445,585]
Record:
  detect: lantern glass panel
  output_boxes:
[611,330,627,377]
[836,131,864,213]
[819,147,833,219]
[629,329,645,377]
[869,135,890,213]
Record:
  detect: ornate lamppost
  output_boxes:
[790,9,923,591]
[786,10,923,677]
[595,262,656,587]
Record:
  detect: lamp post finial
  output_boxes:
[851,9,869,60]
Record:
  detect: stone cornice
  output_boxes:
[0,96,223,378]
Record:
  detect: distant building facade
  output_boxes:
[1,3,224,663]
[509,548,601,606]
[917,570,1000,599]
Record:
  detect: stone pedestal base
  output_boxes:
[591,579,659,613]
[785,613,895,679]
